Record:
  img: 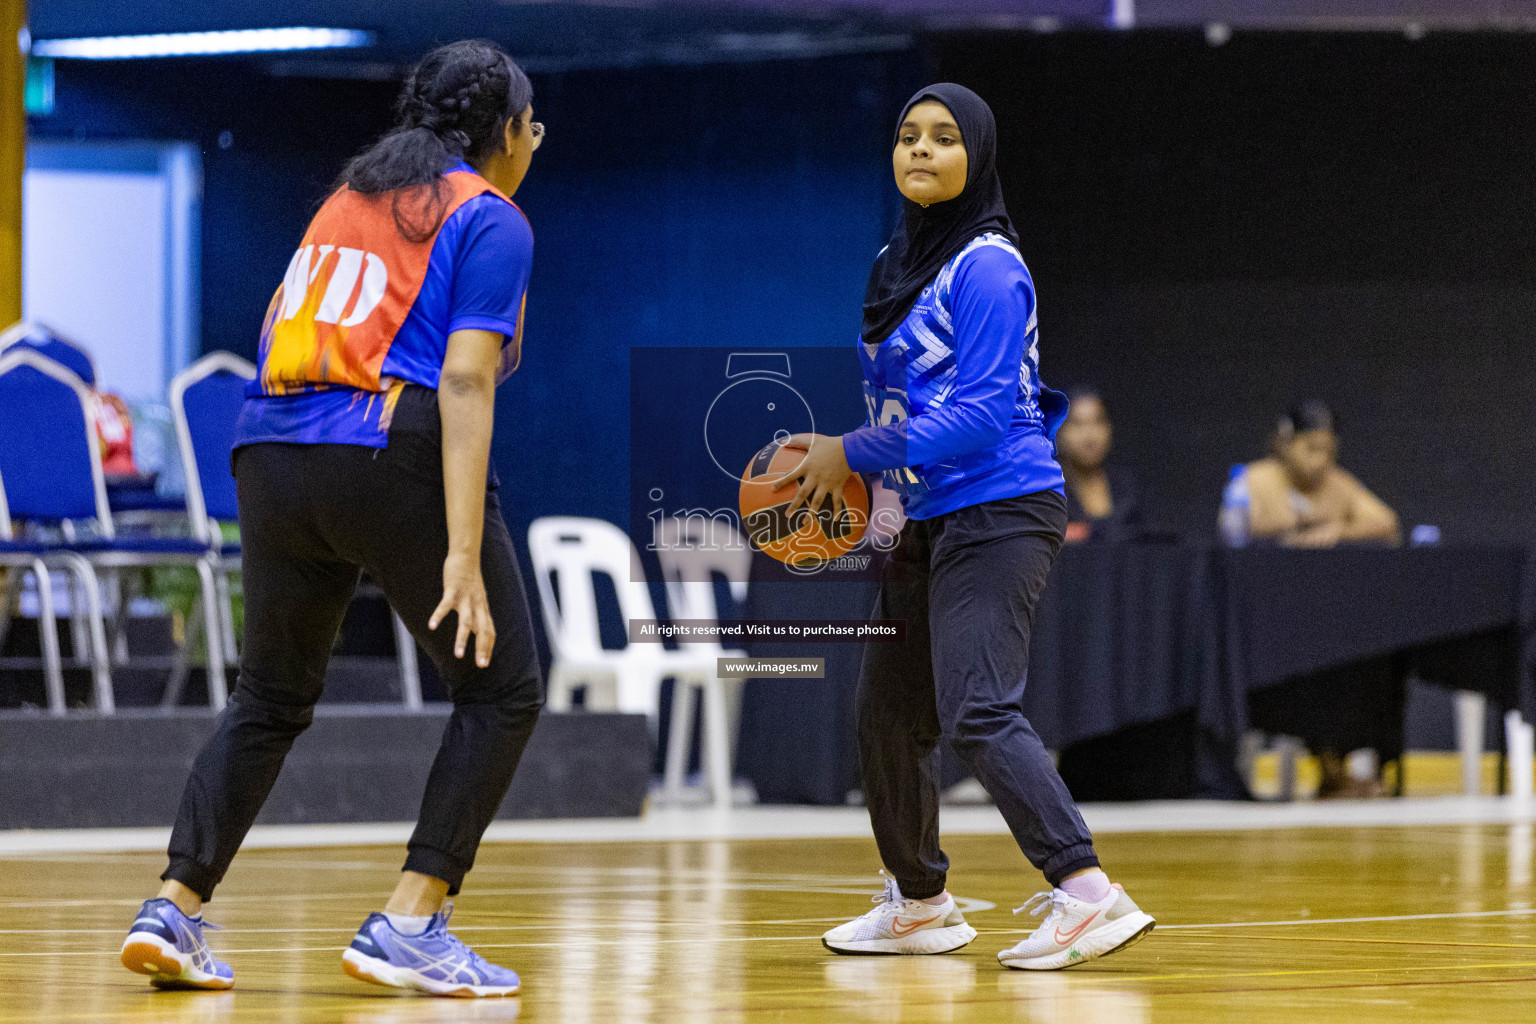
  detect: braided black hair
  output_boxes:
[337,40,533,240]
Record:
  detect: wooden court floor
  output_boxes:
[2,823,1534,1023]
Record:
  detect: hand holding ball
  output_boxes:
[739,434,869,566]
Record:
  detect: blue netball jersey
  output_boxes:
[234,161,532,450]
[842,232,1068,521]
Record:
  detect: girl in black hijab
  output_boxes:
[860,82,1020,346]
[777,84,1155,969]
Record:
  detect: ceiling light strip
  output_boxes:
[32,28,375,60]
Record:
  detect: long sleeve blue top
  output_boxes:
[842,233,1068,520]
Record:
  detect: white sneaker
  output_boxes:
[822,874,978,955]
[997,883,1154,970]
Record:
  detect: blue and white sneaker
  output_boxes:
[342,903,520,998]
[120,897,234,990]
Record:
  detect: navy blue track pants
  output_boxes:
[856,488,1099,899]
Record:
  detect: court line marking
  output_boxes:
[8,947,1536,1018]
[1036,959,1536,985]
[679,961,1536,1011]
[1188,931,1536,951]
[5,904,1536,935]
[0,916,863,936]
[11,930,1536,963]
[696,973,1536,1018]
[7,887,1535,933]
[1094,973,1536,999]
[7,914,1523,941]
[0,882,903,909]
[1,800,1530,856]
[19,853,888,885]
[1155,907,1536,929]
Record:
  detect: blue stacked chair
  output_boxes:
[0,347,228,709]
[0,320,97,386]
[168,352,254,694]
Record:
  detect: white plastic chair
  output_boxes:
[527,516,733,807]
[1452,693,1534,799]
[1456,690,1487,796]
[655,516,751,807]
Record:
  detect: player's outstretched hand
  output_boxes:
[430,551,497,668]
[769,433,852,522]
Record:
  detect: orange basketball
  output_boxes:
[739,439,869,567]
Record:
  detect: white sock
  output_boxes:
[384,912,433,935]
[1059,870,1112,904]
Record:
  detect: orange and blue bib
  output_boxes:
[234,162,533,449]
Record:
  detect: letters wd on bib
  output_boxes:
[238,163,531,447]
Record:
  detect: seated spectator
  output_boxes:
[1247,399,1406,549]
[1056,387,1144,543]
[1244,401,1401,796]
[1245,400,1400,548]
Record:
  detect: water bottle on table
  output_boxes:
[1219,464,1250,548]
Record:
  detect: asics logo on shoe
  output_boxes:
[1053,911,1100,946]
[395,943,482,985]
[890,914,941,936]
[181,923,215,971]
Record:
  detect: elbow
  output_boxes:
[1382,509,1403,545]
[967,411,1010,452]
[932,414,1007,462]
[440,368,495,398]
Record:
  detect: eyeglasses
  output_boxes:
[530,122,545,151]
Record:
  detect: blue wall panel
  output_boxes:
[32,51,916,668]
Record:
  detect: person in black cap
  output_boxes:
[1244,400,1400,548]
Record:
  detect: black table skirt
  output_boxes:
[734,543,1533,804]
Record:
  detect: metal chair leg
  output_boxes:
[215,567,239,667]
[0,566,15,658]
[392,611,422,710]
[66,570,90,668]
[161,599,196,708]
[196,558,228,710]
[54,554,112,713]
[31,559,66,715]
[106,569,130,665]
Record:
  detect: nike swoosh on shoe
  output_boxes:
[1053,910,1100,946]
[891,915,941,936]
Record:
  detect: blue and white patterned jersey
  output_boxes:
[842,232,1068,521]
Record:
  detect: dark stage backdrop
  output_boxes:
[29,30,1536,670]
[935,30,1536,543]
[32,52,914,669]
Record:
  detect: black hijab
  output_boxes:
[861,83,1018,345]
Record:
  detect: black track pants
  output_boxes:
[163,386,543,899]
[856,489,1098,899]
